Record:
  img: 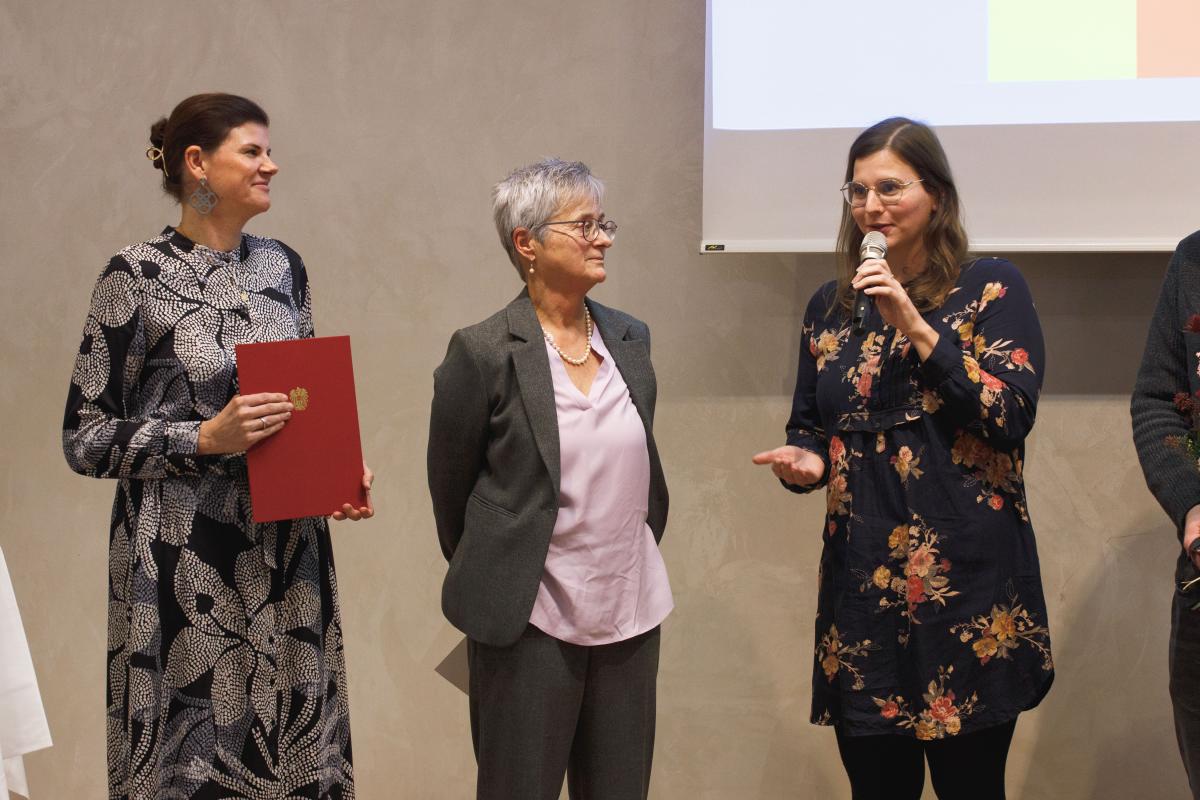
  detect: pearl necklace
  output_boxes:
[542,306,593,366]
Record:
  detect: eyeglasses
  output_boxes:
[840,178,924,208]
[537,218,618,242]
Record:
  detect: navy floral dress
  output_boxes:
[784,258,1054,739]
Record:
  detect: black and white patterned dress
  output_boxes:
[63,228,354,800]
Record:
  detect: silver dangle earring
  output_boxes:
[189,177,219,215]
[528,258,535,274]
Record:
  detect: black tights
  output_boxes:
[835,719,1017,800]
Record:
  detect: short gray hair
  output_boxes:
[492,158,605,278]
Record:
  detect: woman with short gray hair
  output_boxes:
[428,158,672,800]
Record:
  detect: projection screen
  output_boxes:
[702,0,1200,253]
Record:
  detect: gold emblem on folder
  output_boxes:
[289,387,310,411]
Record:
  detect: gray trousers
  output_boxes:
[468,624,660,800]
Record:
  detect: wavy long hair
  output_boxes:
[833,117,969,316]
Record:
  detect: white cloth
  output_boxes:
[0,545,51,798]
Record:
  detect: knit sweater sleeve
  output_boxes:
[1131,234,1200,538]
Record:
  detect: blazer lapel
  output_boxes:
[590,300,655,429]
[589,300,667,541]
[507,292,562,493]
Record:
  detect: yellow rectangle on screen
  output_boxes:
[989,0,1136,82]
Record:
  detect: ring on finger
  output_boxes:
[259,417,267,431]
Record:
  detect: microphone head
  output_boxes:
[860,231,888,261]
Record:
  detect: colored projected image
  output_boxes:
[989,0,1200,81]
[1137,0,1200,78]
[710,0,1200,128]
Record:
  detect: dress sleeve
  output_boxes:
[918,260,1044,449]
[62,256,217,479]
[427,330,490,561]
[1131,241,1200,536]
[782,289,835,494]
[280,241,315,339]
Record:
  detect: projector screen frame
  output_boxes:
[697,239,1178,254]
[702,0,1200,256]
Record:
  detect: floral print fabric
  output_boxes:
[62,228,354,799]
[785,258,1053,738]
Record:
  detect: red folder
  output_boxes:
[235,335,366,523]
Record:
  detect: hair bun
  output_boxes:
[149,117,167,148]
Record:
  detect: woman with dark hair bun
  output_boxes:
[63,92,370,799]
[753,117,1054,799]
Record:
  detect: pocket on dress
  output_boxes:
[821,515,902,691]
[842,514,919,623]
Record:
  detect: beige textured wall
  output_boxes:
[0,1,1188,797]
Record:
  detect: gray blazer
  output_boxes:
[427,290,669,647]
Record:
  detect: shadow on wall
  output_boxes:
[654,561,846,799]
[1024,251,1170,395]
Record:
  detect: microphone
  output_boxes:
[851,231,887,336]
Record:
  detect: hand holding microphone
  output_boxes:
[851,231,887,335]
[850,233,940,359]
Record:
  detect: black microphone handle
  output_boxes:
[851,289,870,335]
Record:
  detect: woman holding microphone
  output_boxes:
[753,117,1053,799]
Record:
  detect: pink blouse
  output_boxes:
[528,327,674,645]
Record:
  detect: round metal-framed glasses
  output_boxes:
[840,178,924,208]
[537,218,618,242]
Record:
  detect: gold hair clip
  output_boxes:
[145,146,169,177]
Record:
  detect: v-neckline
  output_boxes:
[548,333,613,407]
